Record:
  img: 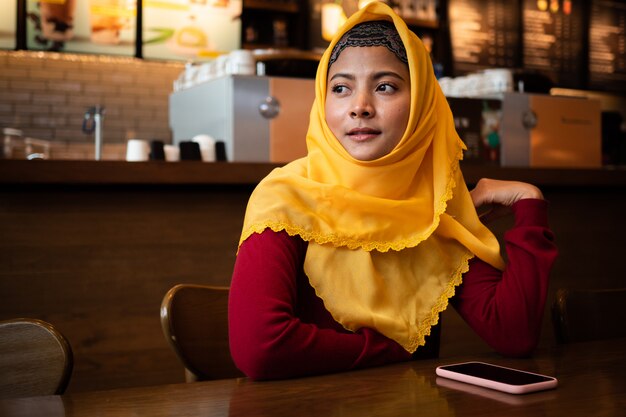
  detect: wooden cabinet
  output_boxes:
[402,2,452,78]
[238,1,452,76]
[241,0,308,50]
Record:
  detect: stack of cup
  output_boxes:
[174,49,257,90]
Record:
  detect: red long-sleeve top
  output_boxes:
[229,199,558,380]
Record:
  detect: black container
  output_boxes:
[179,141,202,161]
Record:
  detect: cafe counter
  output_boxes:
[1,159,625,186]
[1,160,625,393]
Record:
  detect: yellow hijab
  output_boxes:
[239,2,504,353]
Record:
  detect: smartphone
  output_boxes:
[435,361,558,394]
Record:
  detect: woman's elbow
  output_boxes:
[229,336,285,380]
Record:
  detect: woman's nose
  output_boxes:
[350,93,375,119]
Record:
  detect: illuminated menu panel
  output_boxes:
[23,0,241,60]
[589,0,626,92]
[26,0,136,56]
[522,0,584,87]
[143,0,242,61]
[449,0,521,74]
[0,0,17,49]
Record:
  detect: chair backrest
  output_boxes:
[551,288,626,344]
[161,284,244,381]
[0,318,73,398]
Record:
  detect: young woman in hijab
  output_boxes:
[228,2,557,380]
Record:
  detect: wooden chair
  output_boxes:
[0,318,73,398]
[551,288,626,344]
[160,284,244,381]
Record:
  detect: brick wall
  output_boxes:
[0,50,184,158]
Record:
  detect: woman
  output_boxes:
[228,2,557,380]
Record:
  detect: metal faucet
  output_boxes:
[82,106,105,160]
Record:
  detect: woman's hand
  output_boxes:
[470,178,544,223]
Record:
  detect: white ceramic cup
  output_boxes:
[483,68,514,93]
[183,64,201,89]
[228,49,256,75]
[214,55,229,77]
[192,134,216,162]
[126,139,150,162]
[164,144,180,162]
[195,62,213,84]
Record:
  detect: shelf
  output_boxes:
[241,0,305,50]
[403,17,439,29]
[243,43,295,51]
[244,0,299,13]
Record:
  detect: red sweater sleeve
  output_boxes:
[228,229,411,380]
[451,198,558,357]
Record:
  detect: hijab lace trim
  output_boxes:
[241,140,464,253]
[406,251,471,351]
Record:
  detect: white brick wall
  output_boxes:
[0,51,184,147]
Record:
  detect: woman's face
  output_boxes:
[325,45,410,161]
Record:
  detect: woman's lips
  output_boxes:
[347,128,381,141]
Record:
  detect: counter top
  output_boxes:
[1,160,625,187]
[0,160,281,186]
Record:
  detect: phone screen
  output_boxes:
[438,362,554,386]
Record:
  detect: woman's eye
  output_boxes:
[331,85,349,94]
[376,83,397,93]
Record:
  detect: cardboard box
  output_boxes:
[500,93,602,168]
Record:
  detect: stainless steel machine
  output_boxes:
[169,74,315,163]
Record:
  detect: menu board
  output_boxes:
[449,0,521,74]
[26,0,136,56]
[589,0,626,93]
[23,0,241,60]
[143,0,242,61]
[0,0,17,49]
[522,0,584,88]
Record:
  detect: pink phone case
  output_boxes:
[436,361,558,395]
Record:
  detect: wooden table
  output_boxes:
[1,337,624,417]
